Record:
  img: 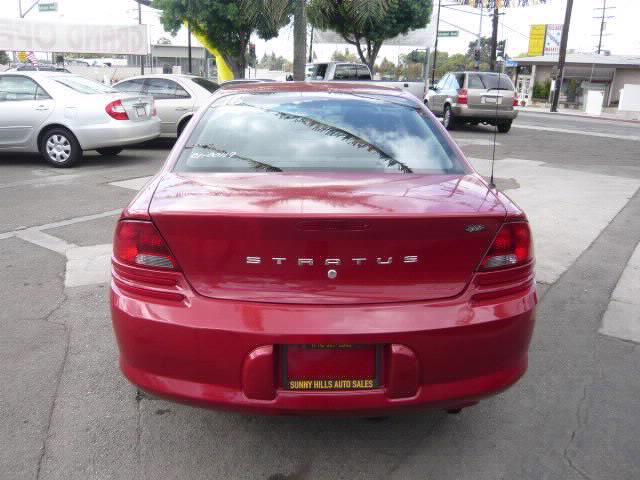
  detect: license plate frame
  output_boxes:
[135,106,147,117]
[483,96,498,104]
[281,344,383,391]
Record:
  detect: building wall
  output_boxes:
[610,68,640,105]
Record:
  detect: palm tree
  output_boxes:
[293,0,307,80]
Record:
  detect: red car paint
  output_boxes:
[111,82,536,415]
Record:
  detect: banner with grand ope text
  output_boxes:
[0,18,149,55]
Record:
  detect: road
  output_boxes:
[1,112,639,480]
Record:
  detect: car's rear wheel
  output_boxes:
[96,147,123,156]
[40,128,82,168]
[443,105,456,130]
[497,120,512,133]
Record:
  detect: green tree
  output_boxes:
[308,0,432,72]
[0,50,9,65]
[331,48,358,62]
[466,37,505,67]
[153,0,292,78]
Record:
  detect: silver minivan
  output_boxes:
[425,72,518,132]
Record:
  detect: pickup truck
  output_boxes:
[306,62,426,99]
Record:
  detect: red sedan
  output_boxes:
[111,82,536,415]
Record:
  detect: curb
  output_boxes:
[518,108,640,125]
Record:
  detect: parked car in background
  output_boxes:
[306,62,426,99]
[114,74,220,138]
[111,82,536,415]
[0,71,160,167]
[424,71,518,132]
[7,64,72,73]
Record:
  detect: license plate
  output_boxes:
[484,96,498,104]
[136,106,147,116]
[282,344,382,391]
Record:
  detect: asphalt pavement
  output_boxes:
[1,113,639,480]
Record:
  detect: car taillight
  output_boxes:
[513,96,519,107]
[114,220,178,270]
[105,100,129,120]
[480,222,532,270]
[458,88,468,105]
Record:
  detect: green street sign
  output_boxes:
[438,30,459,38]
[39,3,58,12]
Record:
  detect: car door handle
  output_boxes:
[34,105,50,111]
[175,107,189,111]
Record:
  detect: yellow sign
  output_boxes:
[18,51,29,62]
[528,24,547,56]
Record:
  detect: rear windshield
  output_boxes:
[175,92,466,175]
[473,73,514,91]
[191,77,220,93]
[54,76,115,94]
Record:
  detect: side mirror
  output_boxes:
[285,74,294,81]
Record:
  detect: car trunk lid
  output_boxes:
[149,172,506,304]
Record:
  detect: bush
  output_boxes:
[532,80,551,100]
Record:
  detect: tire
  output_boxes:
[40,127,82,168]
[443,105,456,130]
[177,117,191,138]
[96,147,123,156]
[497,120,512,133]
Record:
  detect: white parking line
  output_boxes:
[513,124,640,142]
[109,176,153,191]
[0,209,121,240]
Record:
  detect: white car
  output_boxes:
[113,75,220,138]
[0,71,160,167]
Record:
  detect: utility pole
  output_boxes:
[187,0,192,74]
[551,0,574,112]
[475,4,483,71]
[430,0,442,85]
[138,1,144,75]
[594,0,615,54]
[308,26,314,63]
[489,2,499,72]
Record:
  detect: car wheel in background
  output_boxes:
[96,147,123,156]
[40,127,82,168]
[177,117,191,138]
[497,120,512,133]
[443,105,456,130]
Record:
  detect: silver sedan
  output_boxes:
[113,74,220,138]
[0,71,160,167]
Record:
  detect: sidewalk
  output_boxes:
[519,105,640,124]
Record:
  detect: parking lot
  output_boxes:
[1,111,640,480]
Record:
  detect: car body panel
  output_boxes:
[0,71,160,152]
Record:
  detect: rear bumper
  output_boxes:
[74,118,161,150]
[111,265,537,415]
[452,104,518,121]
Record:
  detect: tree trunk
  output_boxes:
[293,0,307,81]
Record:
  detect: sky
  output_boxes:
[1,0,639,62]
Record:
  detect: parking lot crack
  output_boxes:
[35,311,71,480]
